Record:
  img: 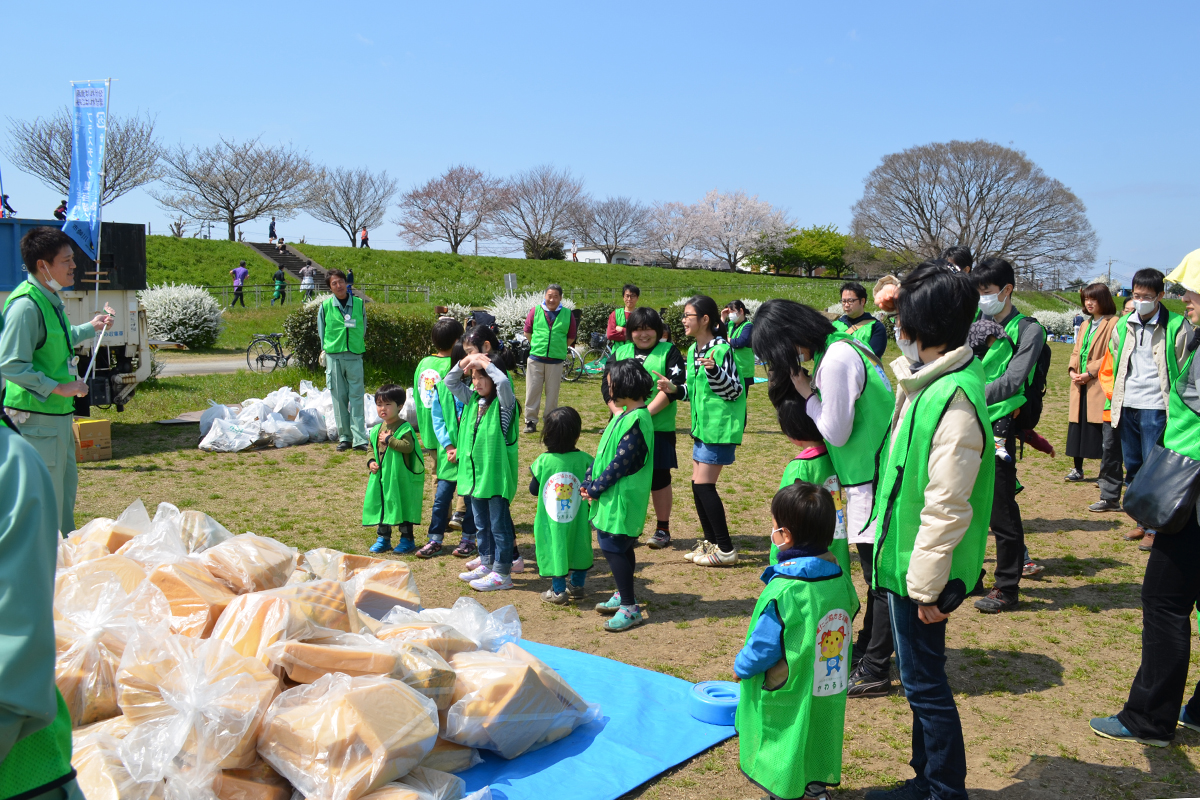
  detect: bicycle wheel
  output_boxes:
[247,339,278,373]
[580,347,606,377]
[562,351,582,382]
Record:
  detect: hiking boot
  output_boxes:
[566,584,588,601]
[694,546,738,567]
[523,421,537,434]
[452,539,477,558]
[1179,707,1200,733]
[447,512,465,532]
[1022,559,1044,577]
[1139,532,1156,552]
[541,588,569,605]
[1124,526,1146,541]
[847,664,891,698]
[647,529,671,549]
[392,538,417,555]
[458,564,490,582]
[864,782,930,800]
[511,556,525,574]
[1065,468,1085,482]
[974,588,1018,614]
[684,540,717,562]
[1089,499,1122,512]
[1090,715,1168,747]
[336,441,352,452]
[605,607,645,632]
[354,443,369,451]
[595,592,622,615]
[416,541,443,559]
[368,535,391,554]
[470,572,514,592]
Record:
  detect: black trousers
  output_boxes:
[854,542,895,678]
[990,433,1025,596]
[1118,514,1200,740]
[1098,421,1124,503]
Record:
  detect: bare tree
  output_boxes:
[693,189,792,272]
[394,165,504,254]
[151,137,320,241]
[493,165,585,260]
[850,139,1098,281]
[308,166,398,247]
[640,201,700,267]
[569,195,650,263]
[4,107,164,205]
[168,214,187,238]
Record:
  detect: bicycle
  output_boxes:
[571,332,613,380]
[246,333,292,373]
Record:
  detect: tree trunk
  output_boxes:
[227,216,236,241]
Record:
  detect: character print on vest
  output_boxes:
[813,608,852,696]
[418,368,441,409]
[823,475,848,541]
[543,472,583,523]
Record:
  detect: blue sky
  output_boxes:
[1,1,1196,285]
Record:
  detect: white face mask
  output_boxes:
[1133,299,1157,317]
[40,267,64,292]
[978,291,1006,317]
[895,327,921,363]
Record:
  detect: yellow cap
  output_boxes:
[1167,248,1200,293]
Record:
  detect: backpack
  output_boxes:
[1017,318,1051,430]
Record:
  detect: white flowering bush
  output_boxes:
[444,303,473,324]
[488,291,576,339]
[740,298,763,319]
[826,302,842,314]
[140,284,225,349]
[1030,309,1078,338]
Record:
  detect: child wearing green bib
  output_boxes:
[585,361,657,632]
[735,482,858,800]
[414,318,466,559]
[529,407,593,605]
[364,385,426,553]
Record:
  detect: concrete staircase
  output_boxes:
[246,242,370,300]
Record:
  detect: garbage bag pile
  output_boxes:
[60,500,599,800]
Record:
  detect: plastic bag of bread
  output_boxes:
[201,533,297,594]
[117,634,281,783]
[116,504,191,569]
[71,498,153,554]
[180,509,236,553]
[418,739,482,774]
[258,673,440,800]
[381,598,521,653]
[344,561,422,620]
[56,554,147,597]
[73,728,165,800]
[73,713,136,742]
[443,644,598,759]
[215,759,292,800]
[360,767,468,800]
[58,533,110,568]
[147,558,238,637]
[210,580,358,664]
[55,574,170,727]
[375,620,476,661]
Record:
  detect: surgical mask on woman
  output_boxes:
[895,327,921,363]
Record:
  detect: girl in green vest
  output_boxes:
[603,307,687,550]
[585,360,657,632]
[656,295,745,568]
[364,385,425,554]
[734,481,859,800]
[414,317,467,559]
[529,406,593,605]
[445,351,521,592]
[724,300,756,429]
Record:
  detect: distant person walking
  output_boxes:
[319,269,369,452]
[300,260,317,301]
[271,267,287,306]
[52,200,66,221]
[360,226,370,249]
[523,284,577,434]
[268,216,277,243]
[229,260,249,308]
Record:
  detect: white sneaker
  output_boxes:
[684,541,717,562]
[511,556,525,574]
[465,557,482,571]
[470,572,514,591]
[459,565,491,582]
[694,546,738,567]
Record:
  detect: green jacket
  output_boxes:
[362,422,425,526]
[1164,348,1200,461]
[1,278,91,416]
[776,451,850,575]
[981,309,1040,422]
[321,294,366,355]
[813,333,894,487]
[728,318,756,383]
[589,407,655,537]
[530,450,595,575]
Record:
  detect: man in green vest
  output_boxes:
[521,283,576,434]
[867,261,993,800]
[970,257,1043,614]
[832,282,886,358]
[0,227,112,534]
[605,284,639,344]
[317,269,368,451]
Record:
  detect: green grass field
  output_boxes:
[146,237,281,289]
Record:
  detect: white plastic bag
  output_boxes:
[200,400,235,438]
[73,728,165,800]
[401,387,419,433]
[364,394,382,429]
[199,417,260,452]
[116,503,190,569]
[297,408,326,442]
[380,597,521,652]
[262,414,308,449]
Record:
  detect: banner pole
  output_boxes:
[92,78,112,312]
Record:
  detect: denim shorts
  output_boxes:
[692,440,736,465]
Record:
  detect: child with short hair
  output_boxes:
[364,384,426,553]
[735,482,859,800]
[584,360,656,632]
[414,317,466,558]
[444,351,520,591]
[529,406,593,604]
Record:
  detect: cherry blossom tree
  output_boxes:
[693,189,792,272]
[639,201,701,268]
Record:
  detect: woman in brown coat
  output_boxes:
[1066,283,1119,484]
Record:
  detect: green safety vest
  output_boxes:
[834,314,879,352]
[362,422,425,526]
[433,379,461,483]
[589,407,656,537]
[873,359,995,596]
[614,341,679,433]
[1164,348,1200,461]
[1110,309,1190,390]
[980,310,1040,422]
[413,355,452,451]
[615,307,629,329]
[776,453,850,575]
[736,561,858,797]
[685,340,746,445]
[321,295,366,355]
[0,689,74,800]
[728,319,756,383]
[530,450,595,575]
[530,306,570,360]
[1,281,75,416]
[457,394,520,502]
[812,332,893,487]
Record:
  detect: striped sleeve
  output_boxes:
[706,345,744,401]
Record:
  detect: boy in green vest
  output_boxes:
[735,481,859,800]
[364,385,425,554]
[585,360,656,631]
[414,317,466,558]
[604,307,686,550]
[529,406,593,604]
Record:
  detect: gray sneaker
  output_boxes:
[1089,499,1122,512]
[541,588,568,605]
[566,584,588,600]
[647,529,671,549]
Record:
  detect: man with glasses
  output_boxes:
[833,282,887,358]
[606,284,640,344]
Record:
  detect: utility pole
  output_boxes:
[1107,258,1114,284]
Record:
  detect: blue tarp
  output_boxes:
[458,641,737,800]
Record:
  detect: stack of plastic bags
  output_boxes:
[199,381,384,452]
[57,498,599,800]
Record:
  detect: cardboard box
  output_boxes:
[74,418,112,462]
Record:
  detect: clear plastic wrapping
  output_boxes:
[359,767,465,800]
[379,598,521,653]
[343,561,422,620]
[72,728,165,800]
[147,558,238,638]
[375,621,477,661]
[442,643,599,759]
[209,580,358,664]
[56,554,147,598]
[179,510,235,553]
[55,574,170,727]
[257,673,439,800]
[201,533,298,594]
[418,740,482,774]
[58,534,110,568]
[116,503,192,569]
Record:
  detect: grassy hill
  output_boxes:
[145,237,280,287]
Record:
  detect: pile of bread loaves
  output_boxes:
[56,499,599,800]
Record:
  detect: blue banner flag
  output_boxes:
[62,80,108,259]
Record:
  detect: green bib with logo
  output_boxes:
[776,453,850,574]
[413,355,452,452]
[530,450,595,575]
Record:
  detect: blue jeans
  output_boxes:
[428,480,456,542]
[888,592,968,800]
[1119,407,1167,531]
[472,496,515,576]
[551,572,588,593]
